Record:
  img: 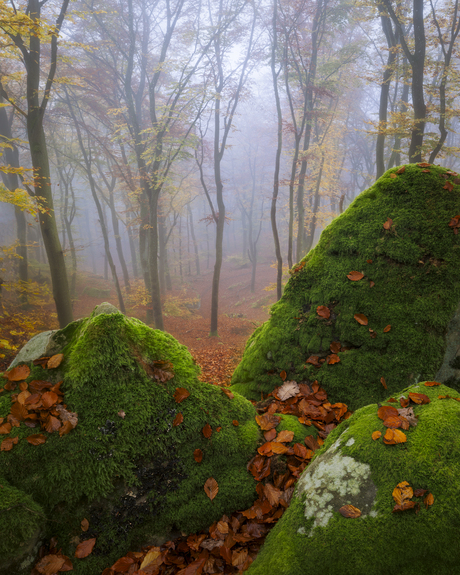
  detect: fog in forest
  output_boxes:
[1,0,460,339]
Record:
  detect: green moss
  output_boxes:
[0,395,11,418]
[248,383,460,575]
[1,311,260,574]
[232,165,460,410]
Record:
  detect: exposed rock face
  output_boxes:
[231,164,460,410]
[0,307,260,574]
[248,383,460,575]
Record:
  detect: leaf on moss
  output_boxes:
[354,313,368,325]
[35,554,65,574]
[173,413,183,427]
[392,500,415,512]
[232,420,239,426]
[151,360,175,382]
[306,355,320,366]
[27,434,46,446]
[255,413,281,431]
[396,166,406,174]
[264,483,282,507]
[371,430,381,440]
[41,391,59,409]
[392,481,413,506]
[369,281,375,288]
[417,162,431,167]
[111,556,134,572]
[414,488,427,498]
[424,493,434,509]
[222,388,234,399]
[47,354,64,369]
[276,430,294,443]
[383,325,391,333]
[194,448,203,463]
[397,407,418,426]
[174,388,190,403]
[339,505,361,518]
[383,428,407,444]
[5,364,30,381]
[202,423,212,439]
[45,415,61,433]
[383,218,393,230]
[0,422,11,434]
[346,271,364,281]
[380,377,387,389]
[390,173,398,179]
[383,415,402,429]
[74,538,96,558]
[1,436,18,451]
[408,392,430,404]
[140,547,163,570]
[280,370,287,381]
[448,215,460,234]
[377,405,398,420]
[81,518,89,532]
[316,306,330,319]
[204,477,218,501]
[443,181,454,192]
[330,341,341,354]
[424,381,441,387]
[270,442,289,455]
[326,354,340,365]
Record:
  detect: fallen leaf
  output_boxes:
[74,538,96,558]
[397,407,418,426]
[173,413,184,426]
[390,173,398,179]
[255,413,281,431]
[383,428,407,444]
[117,410,126,419]
[276,430,294,443]
[354,313,368,326]
[232,548,248,567]
[414,488,427,498]
[339,505,361,518]
[424,492,434,509]
[264,483,282,507]
[408,392,430,405]
[41,391,59,409]
[270,442,289,454]
[347,271,364,281]
[47,354,64,369]
[417,162,431,167]
[369,281,375,288]
[316,306,330,319]
[424,381,441,387]
[326,354,340,365]
[276,380,299,401]
[383,415,402,429]
[44,415,61,433]
[0,422,12,434]
[59,421,74,437]
[222,388,234,399]
[174,388,190,403]
[280,370,287,381]
[81,518,89,532]
[110,556,134,572]
[232,420,239,426]
[27,434,46,446]
[377,405,399,420]
[202,423,212,438]
[392,500,416,512]
[443,181,454,192]
[35,554,65,574]
[383,218,393,230]
[380,377,387,389]
[140,547,163,570]
[194,449,203,463]
[5,365,30,381]
[204,477,219,501]
[330,341,341,354]
[264,428,277,441]
[306,355,320,367]
[1,436,18,451]
[396,166,406,174]
[383,325,391,333]
[372,430,382,440]
[392,481,413,505]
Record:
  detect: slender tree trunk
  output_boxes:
[187,203,201,276]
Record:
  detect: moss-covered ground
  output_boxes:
[0,310,261,573]
[231,164,460,409]
[248,383,460,575]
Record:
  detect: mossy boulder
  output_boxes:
[248,383,460,575]
[0,306,260,574]
[231,164,460,409]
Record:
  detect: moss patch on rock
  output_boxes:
[248,383,460,575]
[0,309,260,574]
[231,164,460,409]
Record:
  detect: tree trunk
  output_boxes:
[187,203,201,276]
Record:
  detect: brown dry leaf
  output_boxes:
[55,405,78,428]
[270,442,289,455]
[74,538,96,558]
[140,547,162,570]
[222,388,234,399]
[383,325,391,333]
[202,423,212,438]
[383,218,393,230]
[257,442,273,456]
[45,415,61,433]
[380,377,387,389]
[276,380,299,401]
[194,449,203,463]
[264,428,277,441]
[5,365,30,382]
[392,500,416,512]
[47,354,64,369]
[27,434,46,446]
[232,420,239,427]
[0,422,12,434]
[444,181,454,192]
[390,173,398,179]
[1,436,18,451]
[408,392,430,404]
[174,388,190,403]
[19,381,28,391]
[17,390,31,405]
[383,428,407,445]
[306,355,320,366]
[347,271,364,281]
[173,413,184,427]
[316,306,330,319]
[81,518,89,532]
[276,430,294,443]
[339,505,361,518]
[204,477,219,501]
[57,555,73,572]
[59,420,74,437]
[264,484,282,507]
[369,281,375,288]
[35,554,65,575]
[293,443,309,459]
[41,391,59,409]
[330,341,341,354]
[396,166,406,174]
[424,492,434,509]
[326,354,340,365]
[232,548,248,567]
[417,162,431,167]
[424,381,441,387]
[397,407,418,427]
[354,313,368,326]
[280,370,287,381]
[392,481,413,505]
[111,556,134,572]
[414,488,427,498]
[255,413,281,431]
[377,405,399,420]
[372,430,382,440]
[383,415,402,429]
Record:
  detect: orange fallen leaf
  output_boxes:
[173,413,183,426]
[204,477,219,501]
[0,422,12,434]
[45,415,61,433]
[417,162,431,167]
[194,448,203,463]
[47,354,64,369]
[74,538,96,558]
[35,554,65,574]
[27,434,46,446]
[372,430,382,440]
[330,341,341,354]
[369,281,375,288]
[270,442,289,455]
[255,413,281,431]
[383,218,393,230]
[202,423,212,438]
[1,436,18,451]
[41,391,59,409]
[280,370,287,381]
[354,313,368,326]
[174,388,190,403]
[276,430,294,443]
[383,325,391,333]
[424,381,441,387]
[383,428,407,444]
[408,392,430,405]
[443,181,454,192]
[339,505,361,518]
[316,306,330,319]
[326,354,340,365]
[222,388,234,399]
[383,415,402,429]
[380,377,387,389]
[424,492,434,509]
[306,355,320,366]
[111,556,134,572]
[5,365,30,381]
[81,518,89,532]
[59,420,74,437]
[392,481,413,505]
[396,166,406,174]
[232,420,239,426]
[140,547,163,570]
[347,271,364,281]
[392,500,416,512]
[377,405,398,420]
[390,173,398,179]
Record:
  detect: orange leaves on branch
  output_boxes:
[316,306,330,319]
[4,364,30,381]
[255,413,281,431]
[354,313,368,326]
[47,354,64,369]
[173,413,184,427]
[383,428,407,444]
[339,505,361,518]
[174,388,190,403]
[74,538,96,558]
[194,449,203,463]
[204,478,218,501]
[202,423,212,439]
[347,271,364,281]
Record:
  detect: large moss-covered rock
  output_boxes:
[248,383,460,575]
[231,164,460,409]
[0,306,260,574]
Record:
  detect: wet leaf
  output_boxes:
[383,428,407,444]
[173,413,184,427]
[194,449,203,463]
[339,505,361,518]
[5,365,30,381]
[27,434,46,446]
[35,554,65,574]
[276,430,294,443]
[255,413,281,431]
[372,430,382,440]
[316,306,330,319]
[326,354,340,365]
[174,388,190,403]
[204,477,218,501]
[74,538,96,558]
[424,381,441,387]
[408,392,430,405]
[377,405,399,420]
[232,420,239,426]
[47,354,64,369]
[424,492,434,509]
[354,313,368,326]
[383,325,391,333]
[81,518,89,532]
[347,270,364,281]
[202,423,212,438]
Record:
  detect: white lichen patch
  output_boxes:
[296,435,377,536]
